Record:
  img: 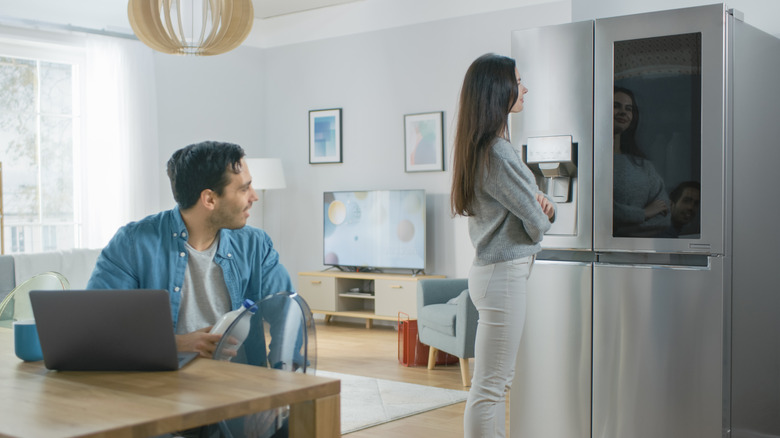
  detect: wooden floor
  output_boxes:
[315,318,509,437]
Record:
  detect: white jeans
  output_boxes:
[464,256,534,438]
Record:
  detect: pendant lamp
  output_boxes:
[127,0,254,56]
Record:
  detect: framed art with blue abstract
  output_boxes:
[404,111,444,172]
[309,108,342,164]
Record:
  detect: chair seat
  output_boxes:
[419,303,457,337]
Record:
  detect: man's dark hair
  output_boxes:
[166,141,245,210]
[669,180,701,204]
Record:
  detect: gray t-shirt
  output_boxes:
[175,237,231,334]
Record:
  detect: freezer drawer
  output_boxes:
[592,257,724,438]
[511,260,592,438]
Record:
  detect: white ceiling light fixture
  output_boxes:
[127,0,254,56]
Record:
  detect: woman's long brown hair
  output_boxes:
[451,53,519,217]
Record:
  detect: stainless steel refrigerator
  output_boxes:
[509,4,780,438]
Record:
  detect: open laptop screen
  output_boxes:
[30,289,197,371]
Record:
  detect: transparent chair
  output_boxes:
[0,272,70,328]
[212,290,317,438]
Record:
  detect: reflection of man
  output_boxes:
[665,181,701,237]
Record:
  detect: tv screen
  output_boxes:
[323,190,426,271]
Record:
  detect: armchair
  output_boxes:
[417,278,477,386]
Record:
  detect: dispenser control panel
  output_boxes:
[526,135,574,163]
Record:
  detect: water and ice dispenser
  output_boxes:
[523,135,579,236]
[525,135,577,203]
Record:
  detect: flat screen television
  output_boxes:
[323,189,426,272]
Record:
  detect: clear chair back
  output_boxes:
[212,290,317,438]
[0,272,69,328]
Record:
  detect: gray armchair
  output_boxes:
[417,278,478,386]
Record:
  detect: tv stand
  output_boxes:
[297,271,445,328]
[327,265,426,276]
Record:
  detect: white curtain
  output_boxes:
[82,36,160,248]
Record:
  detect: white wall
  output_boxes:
[153,47,267,207]
[151,0,778,282]
[155,1,571,276]
[259,1,571,280]
[152,1,571,281]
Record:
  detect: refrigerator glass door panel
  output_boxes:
[511,21,593,250]
[511,261,592,438]
[592,257,724,438]
[594,4,726,254]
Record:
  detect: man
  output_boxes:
[666,181,701,237]
[87,140,294,359]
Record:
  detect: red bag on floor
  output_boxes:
[398,312,458,367]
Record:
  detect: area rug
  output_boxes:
[316,370,469,434]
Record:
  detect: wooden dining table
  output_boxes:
[0,328,340,437]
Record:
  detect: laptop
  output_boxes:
[30,289,198,371]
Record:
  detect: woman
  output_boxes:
[451,53,555,437]
[612,86,670,237]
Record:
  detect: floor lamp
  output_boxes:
[245,158,287,229]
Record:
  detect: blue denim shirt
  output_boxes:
[87,207,295,331]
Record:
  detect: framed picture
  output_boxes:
[309,108,342,164]
[404,111,444,172]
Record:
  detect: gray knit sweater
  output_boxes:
[468,138,554,266]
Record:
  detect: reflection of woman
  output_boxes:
[613,86,670,237]
[451,53,555,437]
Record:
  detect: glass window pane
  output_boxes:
[40,115,74,222]
[39,61,73,115]
[612,33,702,239]
[1,114,38,222]
[1,55,78,253]
[0,57,36,113]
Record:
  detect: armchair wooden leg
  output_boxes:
[427,347,438,370]
[459,357,471,387]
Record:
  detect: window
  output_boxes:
[1,53,80,254]
[2,32,160,253]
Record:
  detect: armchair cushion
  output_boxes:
[418,302,458,337]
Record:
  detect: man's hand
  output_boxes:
[175,326,222,358]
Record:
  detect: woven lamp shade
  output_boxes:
[128,0,254,56]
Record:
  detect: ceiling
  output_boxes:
[0,0,362,35]
[255,0,360,19]
[1,0,778,47]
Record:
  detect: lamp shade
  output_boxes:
[127,0,254,56]
[245,158,287,190]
